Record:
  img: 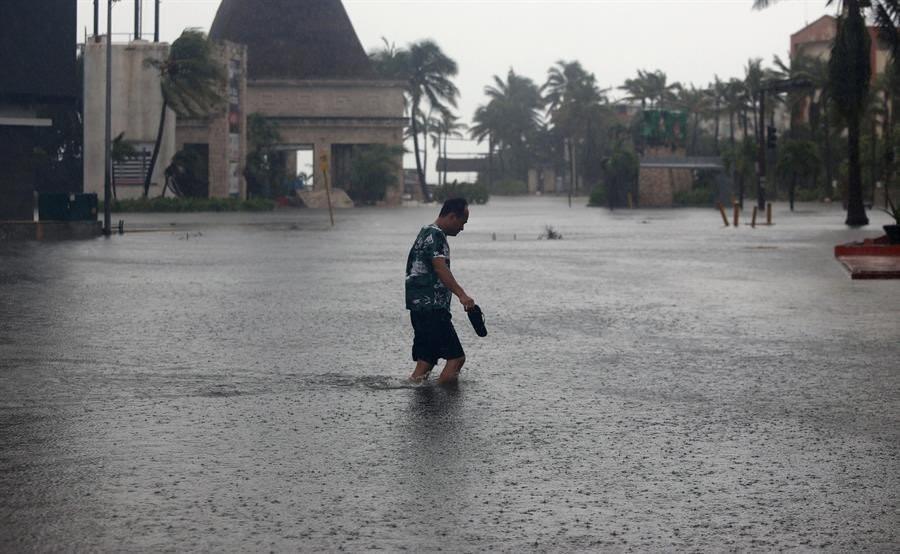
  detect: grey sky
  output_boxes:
[76,0,835,176]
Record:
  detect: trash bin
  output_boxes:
[38,193,70,221]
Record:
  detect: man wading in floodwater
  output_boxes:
[406,198,474,384]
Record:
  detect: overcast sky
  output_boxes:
[76,0,837,175]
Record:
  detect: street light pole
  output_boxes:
[93,0,100,42]
[756,89,767,211]
[134,0,141,41]
[103,0,113,236]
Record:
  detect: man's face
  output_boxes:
[446,208,469,236]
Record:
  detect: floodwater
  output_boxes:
[1,197,898,551]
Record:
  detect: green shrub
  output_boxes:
[795,187,823,202]
[588,185,607,207]
[491,179,528,195]
[103,197,275,213]
[673,187,715,206]
[348,144,403,205]
[433,182,489,204]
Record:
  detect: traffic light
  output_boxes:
[766,125,778,149]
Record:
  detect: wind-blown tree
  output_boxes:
[620,72,651,109]
[407,109,441,186]
[143,29,224,198]
[642,69,682,110]
[480,69,545,181]
[369,39,459,200]
[829,2,872,225]
[777,138,821,210]
[403,40,459,200]
[676,84,712,155]
[772,53,817,136]
[743,58,765,142]
[470,103,503,183]
[707,75,727,153]
[543,60,607,192]
[432,113,466,185]
[755,0,870,225]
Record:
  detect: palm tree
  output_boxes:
[482,69,544,180]
[408,109,440,186]
[777,138,821,210]
[772,53,816,136]
[543,60,606,192]
[470,104,502,186]
[143,29,224,198]
[707,75,727,153]
[404,40,459,200]
[641,69,681,109]
[368,39,458,200]
[743,58,765,143]
[755,0,870,225]
[620,73,651,109]
[432,113,466,185]
[676,84,711,155]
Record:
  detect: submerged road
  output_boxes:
[1,198,898,551]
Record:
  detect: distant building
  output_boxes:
[209,0,407,203]
[0,0,78,220]
[83,40,177,200]
[791,15,892,80]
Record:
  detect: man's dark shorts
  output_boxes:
[410,309,464,365]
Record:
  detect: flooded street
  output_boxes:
[1,197,898,551]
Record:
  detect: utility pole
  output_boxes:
[756,89,767,211]
[154,0,160,42]
[103,0,113,236]
[93,0,100,42]
[134,0,141,40]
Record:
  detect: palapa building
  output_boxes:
[208,0,407,203]
[83,0,405,203]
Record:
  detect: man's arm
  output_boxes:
[432,257,475,310]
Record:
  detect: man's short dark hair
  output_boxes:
[440,197,468,217]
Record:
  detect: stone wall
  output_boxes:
[245,79,406,204]
[638,146,693,207]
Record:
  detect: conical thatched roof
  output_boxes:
[209,0,374,80]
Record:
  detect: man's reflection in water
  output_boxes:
[398,383,469,511]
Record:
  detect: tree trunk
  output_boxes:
[846,113,869,225]
[410,105,428,202]
[714,99,720,154]
[823,99,834,200]
[487,134,494,191]
[690,113,699,155]
[443,133,448,186]
[143,96,168,198]
[790,172,796,212]
[885,90,896,206]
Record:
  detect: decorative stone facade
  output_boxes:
[638,147,693,207]
[175,41,248,198]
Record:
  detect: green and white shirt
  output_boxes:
[405,224,451,311]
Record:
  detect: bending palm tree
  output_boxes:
[754,0,870,225]
[143,30,224,198]
[405,40,459,201]
[543,60,606,193]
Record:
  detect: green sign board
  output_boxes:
[641,110,688,147]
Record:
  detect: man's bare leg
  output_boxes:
[437,356,465,385]
[409,360,435,382]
